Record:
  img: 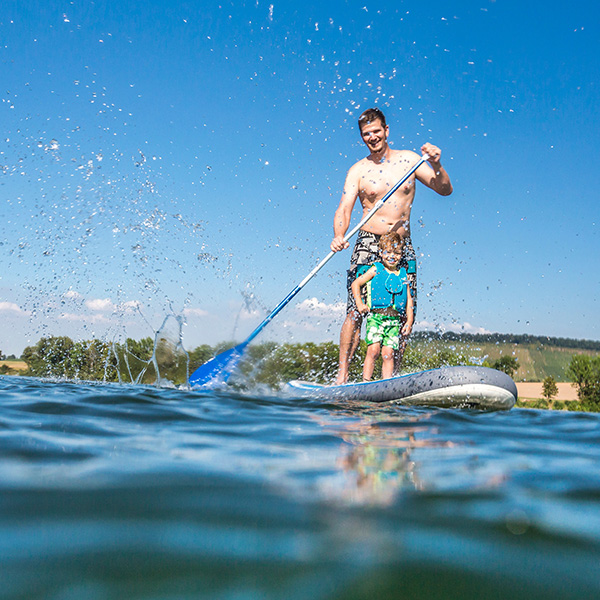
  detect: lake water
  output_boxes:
[1,374,599,599]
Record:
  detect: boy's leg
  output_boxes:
[363,342,381,382]
[381,345,395,379]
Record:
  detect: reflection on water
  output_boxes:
[315,410,443,504]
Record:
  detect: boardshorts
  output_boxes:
[346,230,417,316]
[365,313,402,350]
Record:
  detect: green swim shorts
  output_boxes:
[365,313,402,350]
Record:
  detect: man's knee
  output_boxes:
[345,310,363,327]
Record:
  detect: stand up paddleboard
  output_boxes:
[286,366,517,410]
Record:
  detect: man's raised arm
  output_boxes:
[416,143,453,196]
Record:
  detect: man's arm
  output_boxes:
[415,143,453,196]
[331,166,361,252]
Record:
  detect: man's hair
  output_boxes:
[358,107,387,131]
[379,231,404,252]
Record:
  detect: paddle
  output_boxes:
[189,154,430,387]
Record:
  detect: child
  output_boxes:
[351,232,414,381]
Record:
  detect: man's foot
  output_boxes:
[335,371,348,385]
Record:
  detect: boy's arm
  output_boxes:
[351,266,376,315]
[401,283,414,336]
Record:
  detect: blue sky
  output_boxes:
[1,0,598,356]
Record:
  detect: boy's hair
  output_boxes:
[379,231,404,253]
[358,107,387,131]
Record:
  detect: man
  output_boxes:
[331,107,452,384]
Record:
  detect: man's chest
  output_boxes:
[358,168,415,202]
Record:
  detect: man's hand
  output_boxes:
[330,235,350,252]
[421,143,442,165]
[418,143,452,195]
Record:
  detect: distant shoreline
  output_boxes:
[0,360,583,403]
[0,360,28,372]
[516,382,578,401]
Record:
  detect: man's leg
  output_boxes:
[336,310,362,384]
[394,328,409,374]
[336,232,380,383]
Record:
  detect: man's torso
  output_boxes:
[353,149,419,237]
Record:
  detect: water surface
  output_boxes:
[1,375,599,599]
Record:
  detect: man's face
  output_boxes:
[359,119,389,154]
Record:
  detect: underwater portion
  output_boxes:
[1,375,599,599]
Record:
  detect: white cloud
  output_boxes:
[0,302,28,315]
[415,320,491,335]
[63,290,83,300]
[183,307,209,317]
[453,322,492,335]
[120,300,141,312]
[58,312,110,323]
[239,307,263,319]
[295,297,345,318]
[281,319,321,332]
[85,298,115,312]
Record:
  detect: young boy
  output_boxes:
[351,232,414,382]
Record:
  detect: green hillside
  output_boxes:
[410,334,600,382]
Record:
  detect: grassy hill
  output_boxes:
[410,333,600,382]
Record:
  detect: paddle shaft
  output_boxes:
[243,154,429,345]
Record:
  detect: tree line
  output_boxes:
[7,335,600,411]
[16,335,478,387]
[412,331,600,352]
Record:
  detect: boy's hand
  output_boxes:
[356,301,369,316]
[402,321,413,336]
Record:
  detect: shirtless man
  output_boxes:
[331,107,452,384]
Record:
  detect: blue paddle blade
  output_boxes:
[188,342,248,387]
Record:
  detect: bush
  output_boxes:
[521,399,549,410]
[22,336,119,381]
[542,376,558,400]
[489,355,519,378]
[567,355,600,408]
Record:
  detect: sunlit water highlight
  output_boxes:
[1,375,599,599]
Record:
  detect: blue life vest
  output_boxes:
[365,262,408,313]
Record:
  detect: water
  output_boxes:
[1,375,599,599]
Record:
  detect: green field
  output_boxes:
[410,338,598,382]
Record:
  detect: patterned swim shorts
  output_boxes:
[365,313,402,350]
[346,230,418,316]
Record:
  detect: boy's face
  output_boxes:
[380,245,403,269]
